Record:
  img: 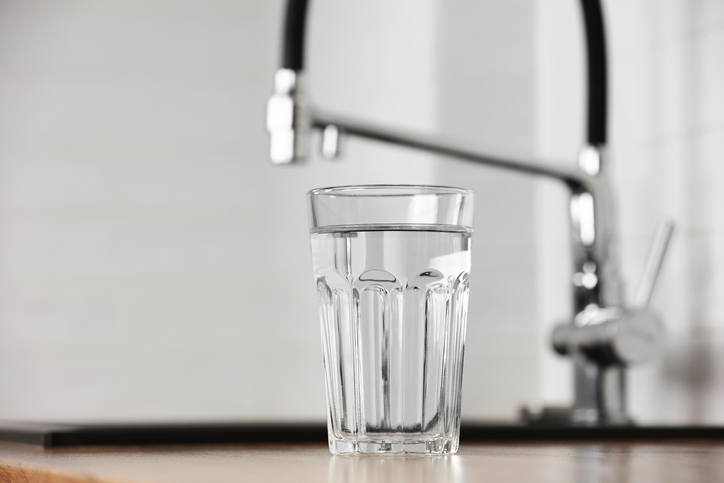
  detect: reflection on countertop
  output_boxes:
[1,441,724,483]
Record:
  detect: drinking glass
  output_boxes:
[308,185,474,455]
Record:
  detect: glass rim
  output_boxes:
[307,184,474,197]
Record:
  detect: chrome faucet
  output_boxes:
[267,0,673,426]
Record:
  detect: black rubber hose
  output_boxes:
[579,0,607,146]
[282,0,310,70]
[280,0,607,145]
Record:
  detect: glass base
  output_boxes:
[329,436,459,456]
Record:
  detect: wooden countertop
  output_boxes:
[1,441,723,482]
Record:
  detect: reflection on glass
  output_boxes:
[328,453,462,483]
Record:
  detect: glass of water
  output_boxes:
[308,185,474,455]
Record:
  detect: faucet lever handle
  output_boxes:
[634,218,675,309]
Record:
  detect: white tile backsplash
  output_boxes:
[0,0,720,424]
[436,0,539,420]
[0,0,439,422]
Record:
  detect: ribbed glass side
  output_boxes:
[311,227,471,455]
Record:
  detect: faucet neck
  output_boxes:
[278,0,608,151]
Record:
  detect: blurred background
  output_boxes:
[0,0,721,425]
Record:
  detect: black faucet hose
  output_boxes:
[282,0,310,70]
[280,0,607,146]
[580,0,607,146]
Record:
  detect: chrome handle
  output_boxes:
[552,308,663,365]
[634,219,675,309]
[552,219,674,366]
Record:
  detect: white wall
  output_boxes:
[0,0,540,423]
[0,0,439,422]
[435,0,540,419]
[1,0,721,425]
[535,0,724,424]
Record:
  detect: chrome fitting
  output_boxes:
[578,144,604,176]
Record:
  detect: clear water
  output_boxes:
[310,226,472,455]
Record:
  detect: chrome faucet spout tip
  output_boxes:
[266,68,308,164]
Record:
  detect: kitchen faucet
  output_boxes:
[266,0,673,426]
